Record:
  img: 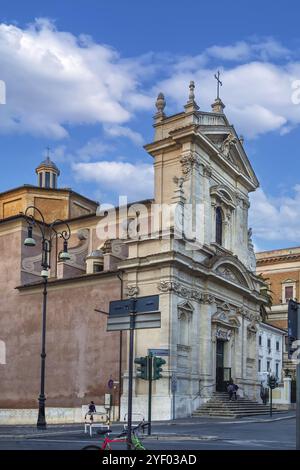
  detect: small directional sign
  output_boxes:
[148,348,169,356]
[107,295,161,331]
[109,295,159,316]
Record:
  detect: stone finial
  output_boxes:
[239,135,244,146]
[155,92,166,115]
[189,81,195,101]
[184,80,199,112]
[211,97,225,113]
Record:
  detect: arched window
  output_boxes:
[216,207,223,245]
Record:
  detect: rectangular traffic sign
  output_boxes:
[107,295,161,331]
[109,295,159,316]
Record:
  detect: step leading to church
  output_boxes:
[192,392,284,418]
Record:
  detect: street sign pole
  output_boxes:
[270,386,272,418]
[148,354,152,436]
[297,303,300,450]
[107,294,160,448]
[127,299,136,450]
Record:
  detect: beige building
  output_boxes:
[256,247,300,378]
[0,82,266,423]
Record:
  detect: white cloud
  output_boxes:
[0,18,151,138]
[250,187,300,244]
[206,42,252,62]
[157,60,300,138]
[73,160,154,200]
[52,138,113,163]
[76,139,113,161]
[205,39,290,62]
[228,104,286,138]
[0,20,299,142]
[104,125,144,146]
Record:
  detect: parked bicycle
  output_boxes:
[82,420,149,451]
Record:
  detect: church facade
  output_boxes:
[0,82,266,423]
[120,84,265,418]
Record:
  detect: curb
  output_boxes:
[167,414,296,425]
[0,429,83,440]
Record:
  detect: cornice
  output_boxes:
[256,253,300,265]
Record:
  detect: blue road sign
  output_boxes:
[109,295,159,316]
[148,349,169,356]
[107,295,161,331]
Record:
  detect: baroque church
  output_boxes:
[0,82,266,423]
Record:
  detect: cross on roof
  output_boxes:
[214,70,223,100]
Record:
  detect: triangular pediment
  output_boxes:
[199,129,259,189]
[178,300,194,313]
[212,309,230,324]
[177,300,194,321]
[212,308,241,329]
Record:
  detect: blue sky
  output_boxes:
[1,0,300,251]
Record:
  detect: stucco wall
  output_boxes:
[0,224,125,409]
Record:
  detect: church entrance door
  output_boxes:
[216,340,231,391]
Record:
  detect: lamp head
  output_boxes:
[59,251,71,261]
[24,226,36,247]
[59,240,71,261]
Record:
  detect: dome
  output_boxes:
[35,156,60,176]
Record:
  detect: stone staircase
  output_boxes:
[192,392,282,418]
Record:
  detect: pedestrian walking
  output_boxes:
[227,382,234,401]
[233,383,239,400]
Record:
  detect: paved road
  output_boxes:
[0,414,296,450]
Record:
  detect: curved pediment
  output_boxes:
[206,255,254,290]
[216,264,248,288]
[210,184,236,209]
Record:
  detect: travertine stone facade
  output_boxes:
[120,88,265,419]
[0,85,266,422]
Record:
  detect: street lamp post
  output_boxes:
[23,206,71,428]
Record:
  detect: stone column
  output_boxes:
[202,165,212,245]
[199,296,215,396]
